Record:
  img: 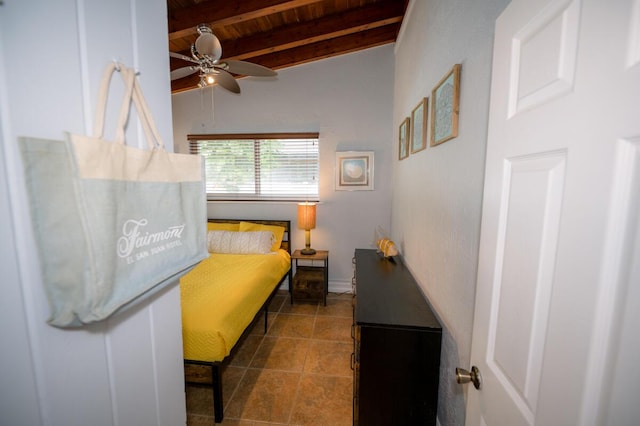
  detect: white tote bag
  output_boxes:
[19,63,208,327]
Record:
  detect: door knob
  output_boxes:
[456,366,481,390]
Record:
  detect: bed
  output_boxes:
[180,219,292,423]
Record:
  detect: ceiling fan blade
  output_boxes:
[195,33,222,61]
[171,66,198,80]
[224,60,277,77]
[211,69,240,94]
[169,51,198,64]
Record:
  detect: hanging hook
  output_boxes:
[111,61,140,76]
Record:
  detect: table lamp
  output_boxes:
[297,202,317,255]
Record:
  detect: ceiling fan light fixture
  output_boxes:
[194,24,222,62]
[206,74,215,85]
[195,33,222,62]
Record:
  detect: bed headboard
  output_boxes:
[207,219,291,254]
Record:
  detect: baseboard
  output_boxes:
[328,280,352,295]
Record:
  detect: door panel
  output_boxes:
[489,152,565,422]
[510,0,580,116]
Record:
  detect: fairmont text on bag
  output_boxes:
[19,63,208,327]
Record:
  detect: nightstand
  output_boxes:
[291,250,329,305]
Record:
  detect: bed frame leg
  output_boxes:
[212,362,223,423]
[264,309,269,334]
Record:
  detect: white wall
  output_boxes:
[0,1,186,425]
[392,0,509,424]
[171,45,395,289]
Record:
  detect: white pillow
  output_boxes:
[207,231,275,254]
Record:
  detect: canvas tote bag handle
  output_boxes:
[92,62,165,150]
[123,65,167,150]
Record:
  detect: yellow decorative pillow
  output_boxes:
[238,221,285,252]
[207,222,240,232]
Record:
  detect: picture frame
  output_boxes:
[335,151,374,191]
[430,64,461,147]
[398,117,410,160]
[410,97,428,154]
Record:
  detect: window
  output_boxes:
[188,133,319,202]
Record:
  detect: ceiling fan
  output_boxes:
[169,24,277,94]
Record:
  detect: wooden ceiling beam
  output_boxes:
[218,1,405,61]
[253,25,400,70]
[170,73,202,94]
[168,0,323,40]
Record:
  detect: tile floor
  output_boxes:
[185,291,354,426]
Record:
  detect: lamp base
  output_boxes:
[301,229,316,255]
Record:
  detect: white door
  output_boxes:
[1,2,186,425]
[464,0,640,424]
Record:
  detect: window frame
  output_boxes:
[188,132,320,202]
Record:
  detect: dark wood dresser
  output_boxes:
[352,249,442,425]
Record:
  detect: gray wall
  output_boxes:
[171,45,395,290]
[392,0,510,424]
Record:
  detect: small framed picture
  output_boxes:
[411,97,428,154]
[398,117,410,160]
[335,151,374,191]
[431,64,461,147]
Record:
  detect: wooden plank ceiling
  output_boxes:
[167,0,408,93]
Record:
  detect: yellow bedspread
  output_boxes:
[180,250,291,362]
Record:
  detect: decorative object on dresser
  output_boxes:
[352,248,442,425]
[291,250,329,306]
[297,202,317,255]
[373,225,398,258]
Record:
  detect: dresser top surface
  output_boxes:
[354,249,442,331]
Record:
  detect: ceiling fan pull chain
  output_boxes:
[200,86,204,114]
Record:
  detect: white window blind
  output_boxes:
[188,133,319,201]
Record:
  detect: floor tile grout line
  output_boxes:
[223,361,248,412]
[242,364,352,378]
[276,313,352,319]
[286,305,318,425]
[264,337,352,343]
[224,308,276,413]
[258,298,310,424]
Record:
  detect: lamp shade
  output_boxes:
[297,202,316,230]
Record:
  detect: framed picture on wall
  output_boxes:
[411,97,428,154]
[335,151,374,191]
[430,64,461,147]
[398,117,410,160]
